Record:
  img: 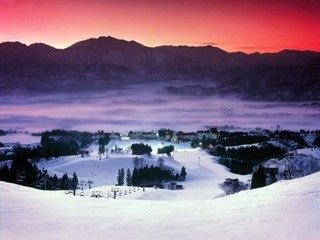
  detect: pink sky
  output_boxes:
[0,0,319,53]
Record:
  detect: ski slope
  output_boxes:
[1,139,320,239]
[1,172,319,240]
[36,139,251,200]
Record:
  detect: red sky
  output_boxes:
[0,0,319,53]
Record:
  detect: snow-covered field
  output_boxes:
[1,137,320,239]
[35,139,250,200]
[1,171,319,240]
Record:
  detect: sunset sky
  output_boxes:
[0,0,319,53]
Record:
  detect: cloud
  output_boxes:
[237,46,257,50]
[236,46,273,51]
[201,42,219,46]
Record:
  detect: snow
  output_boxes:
[108,139,192,154]
[37,140,250,200]
[302,133,316,146]
[1,139,320,239]
[1,171,319,240]
[296,148,320,159]
[264,148,320,180]
[225,140,287,150]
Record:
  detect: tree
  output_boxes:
[133,157,145,169]
[98,134,110,146]
[180,166,187,181]
[251,165,266,189]
[117,168,125,186]
[158,129,173,139]
[129,165,179,187]
[87,180,93,189]
[131,168,138,186]
[60,173,69,190]
[157,157,165,169]
[313,136,320,147]
[72,172,78,195]
[0,164,11,182]
[191,139,200,148]
[51,174,59,189]
[157,145,174,156]
[30,147,37,160]
[126,169,132,186]
[98,144,105,160]
[131,143,152,155]
[269,170,277,185]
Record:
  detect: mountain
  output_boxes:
[0,36,319,101]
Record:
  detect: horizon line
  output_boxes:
[1,35,319,55]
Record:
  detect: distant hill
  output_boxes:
[0,36,319,101]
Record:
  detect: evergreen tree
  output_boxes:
[157,157,165,169]
[30,147,37,160]
[98,134,110,146]
[98,144,105,160]
[180,166,187,181]
[131,143,152,155]
[269,170,277,185]
[175,173,180,181]
[0,164,11,182]
[117,168,125,186]
[126,169,132,186]
[126,165,180,187]
[157,145,174,156]
[52,174,59,189]
[251,165,266,189]
[60,173,69,190]
[121,168,125,185]
[313,136,320,147]
[25,162,38,186]
[191,139,200,148]
[72,172,78,195]
[45,149,52,159]
[131,168,137,186]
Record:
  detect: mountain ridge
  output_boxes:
[1,36,319,55]
[0,36,319,101]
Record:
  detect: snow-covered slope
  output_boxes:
[264,148,320,180]
[36,140,250,200]
[1,172,319,240]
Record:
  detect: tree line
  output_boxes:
[116,166,187,187]
[131,143,152,155]
[0,151,78,192]
[40,129,94,158]
[213,144,286,175]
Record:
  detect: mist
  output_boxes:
[1,84,319,133]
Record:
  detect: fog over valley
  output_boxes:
[1,84,319,133]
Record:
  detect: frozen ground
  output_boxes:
[1,171,319,240]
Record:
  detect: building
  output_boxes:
[197,128,219,140]
[128,131,158,140]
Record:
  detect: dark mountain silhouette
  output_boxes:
[0,36,319,101]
